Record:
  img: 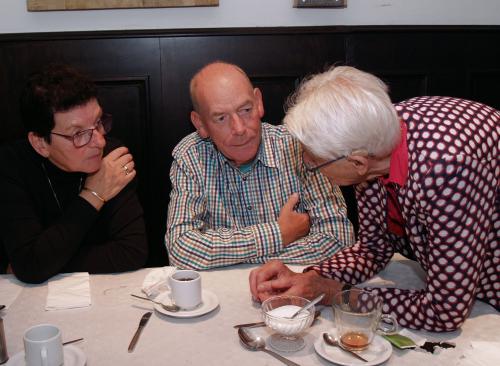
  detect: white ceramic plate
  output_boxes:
[153,289,219,318]
[7,345,86,366]
[314,334,392,366]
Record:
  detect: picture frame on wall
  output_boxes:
[27,0,219,11]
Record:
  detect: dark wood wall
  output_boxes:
[1,26,499,267]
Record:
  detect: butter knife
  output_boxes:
[128,311,152,352]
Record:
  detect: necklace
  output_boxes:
[41,162,84,213]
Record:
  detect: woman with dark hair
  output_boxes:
[250,66,499,332]
[0,64,148,283]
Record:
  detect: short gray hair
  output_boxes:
[284,66,400,159]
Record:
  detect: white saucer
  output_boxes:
[6,345,86,366]
[314,334,392,366]
[153,289,219,318]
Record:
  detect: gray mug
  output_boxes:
[23,324,63,366]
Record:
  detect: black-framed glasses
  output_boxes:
[51,113,112,148]
[303,150,345,172]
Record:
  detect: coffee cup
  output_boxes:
[168,270,202,310]
[23,324,63,366]
[332,289,397,351]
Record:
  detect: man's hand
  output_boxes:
[83,147,136,205]
[249,260,339,304]
[249,260,294,300]
[278,193,310,246]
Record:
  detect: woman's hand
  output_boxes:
[81,147,135,209]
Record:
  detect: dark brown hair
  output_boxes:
[20,64,97,141]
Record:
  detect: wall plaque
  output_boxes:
[27,0,219,11]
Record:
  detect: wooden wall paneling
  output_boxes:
[251,76,300,125]
[465,32,500,109]
[468,70,500,110]
[345,31,435,102]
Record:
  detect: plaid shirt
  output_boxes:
[166,123,354,269]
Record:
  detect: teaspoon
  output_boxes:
[131,294,180,312]
[323,333,368,362]
[238,328,301,366]
[288,293,325,318]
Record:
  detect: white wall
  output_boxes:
[1,0,499,34]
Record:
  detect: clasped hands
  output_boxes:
[249,260,341,305]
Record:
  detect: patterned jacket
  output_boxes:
[310,96,499,332]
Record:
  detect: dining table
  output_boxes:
[1,254,499,366]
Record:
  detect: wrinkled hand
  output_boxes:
[84,146,136,202]
[249,260,340,304]
[278,193,310,246]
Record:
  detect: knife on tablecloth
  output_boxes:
[128,311,152,352]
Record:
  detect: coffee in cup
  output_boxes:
[332,289,397,351]
[168,270,202,310]
[23,324,63,366]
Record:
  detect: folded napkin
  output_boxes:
[456,341,500,366]
[45,272,91,311]
[142,266,176,298]
[0,275,24,309]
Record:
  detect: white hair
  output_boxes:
[284,66,400,159]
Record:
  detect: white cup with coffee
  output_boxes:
[168,270,202,310]
[23,324,63,366]
[332,289,397,351]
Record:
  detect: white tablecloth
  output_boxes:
[2,255,499,365]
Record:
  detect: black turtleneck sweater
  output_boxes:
[0,138,148,283]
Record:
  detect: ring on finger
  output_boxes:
[123,165,130,175]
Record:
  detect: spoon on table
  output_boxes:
[323,333,368,362]
[130,294,180,312]
[238,328,301,366]
[287,293,325,318]
[234,309,322,329]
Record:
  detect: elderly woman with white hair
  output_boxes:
[249,66,499,332]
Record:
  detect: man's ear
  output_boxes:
[28,132,50,158]
[346,154,369,177]
[253,88,265,118]
[190,111,209,139]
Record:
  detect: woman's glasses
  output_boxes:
[50,113,112,148]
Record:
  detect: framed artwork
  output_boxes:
[27,0,219,11]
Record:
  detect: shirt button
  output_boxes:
[242,177,247,181]
[247,205,252,211]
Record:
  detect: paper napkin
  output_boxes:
[45,272,91,310]
[142,266,176,298]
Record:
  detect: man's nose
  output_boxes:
[230,114,245,135]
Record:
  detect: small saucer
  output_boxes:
[153,289,219,318]
[314,334,392,366]
[7,345,86,366]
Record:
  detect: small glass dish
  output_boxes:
[261,295,315,352]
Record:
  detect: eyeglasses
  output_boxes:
[302,150,345,172]
[50,113,112,148]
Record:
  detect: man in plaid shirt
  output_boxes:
[165,62,354,269]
